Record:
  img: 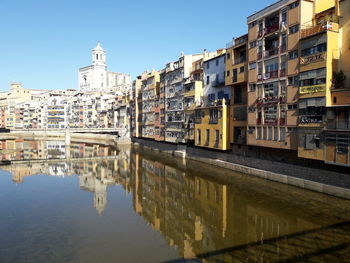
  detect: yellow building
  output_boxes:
[195,98,230,150]
[322,0,350,167]
[297,0,342,161]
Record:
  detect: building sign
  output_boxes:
[299,84,326,94]
[300,53,326,65]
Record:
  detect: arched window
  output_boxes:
[96,54,98,60]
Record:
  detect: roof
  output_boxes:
[93,42,104,51]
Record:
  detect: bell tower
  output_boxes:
[92,42,106,66]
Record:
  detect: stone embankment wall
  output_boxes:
[132,138,350,200]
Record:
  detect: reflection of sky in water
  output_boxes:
[0,142,350,262]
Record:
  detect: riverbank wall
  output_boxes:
[132,137,350,200]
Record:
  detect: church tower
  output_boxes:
[92,42,106,67]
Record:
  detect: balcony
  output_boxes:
[212,79,225,88]
[264,71,279,80]
[301,24,331,39]
[257,52,263,60]
[234,57,246,65]
[258,30,264,38]
[299,84,326,95]
[257,119,261,125]
[265,24,279,35]
[264,118,278,125]
[264,47,279,58]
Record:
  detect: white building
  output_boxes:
[78,43,131,94]
[203,53,231,105]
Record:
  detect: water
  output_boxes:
[1,139,350,262]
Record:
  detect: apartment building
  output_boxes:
[46,97,69,129]
[298,0,350,167]
[155,69,166,141]
[183,59,204,144]
[195,50,232,150]
[141,70,160,139]
[225,34,249,147]
[164,54,202,143]
[246,0,305,152]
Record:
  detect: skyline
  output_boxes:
[0,0,276,91]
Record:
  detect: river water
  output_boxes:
[0,139,350,263]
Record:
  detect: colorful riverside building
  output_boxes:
[141,69,160,139]
[154,68,166,141]
[225,34,249,148]
[164,54,203,143]
[184,59,204,144]
[195,49,232,150]
[131,0,349,169]
[246,0,300,153]
[298,0,350,166]
[245,0,349,166]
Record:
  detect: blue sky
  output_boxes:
[0,0,276,91]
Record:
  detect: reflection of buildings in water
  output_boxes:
[79,174,108,214]
[1,147,339,261]
[47,141,66,159]
[48,163,69,177]
[6,162,72,183]
[127,152,329,262]
[0,139,116,161]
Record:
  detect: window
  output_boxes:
[268,127,273,140]
[299,68,326,87]
[216,59,219,66]
[249,21,257,28]
[289,24,299,34]
[288,50,298,59]
[289,1,299,9]
[215,130,219,147]
[208,93,215,102]
[240,66,245,73]
[274,127,278,141]
[280,127,286,141]
[282,10,287,24]
[288,75,299,86]
[264,82,278,97]
[227,70,230,77]
[249,41,256,49]
[249,62,256,70]
[301,43,327,57]
[257,127,262,140]
[288,104,298,110]
[206,62,210,69]
[205,129,210,146]
[249,84,256,92]
[227,53,231,59]
[206,76,210,85]
[280,80,286,96]
[263,127,267,140]
[209,109,218,123]
[197,129,201,144]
